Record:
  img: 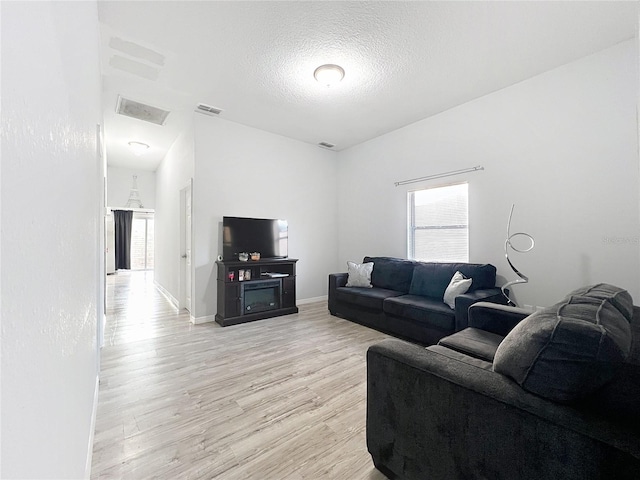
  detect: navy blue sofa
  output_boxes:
[328,256,507,345]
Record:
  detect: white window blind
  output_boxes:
[408,183,469,262]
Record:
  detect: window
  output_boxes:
[408,183,468,262]
[131,212,154,270]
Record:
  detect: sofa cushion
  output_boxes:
[345,261,373,288]
[494,286,633,403]
[409,262,497,298]
[427,344,494,371]
[565,283,634,322]
[454,263,497,291]
[438,328,504,362]
[364,256,415,293]
[334,286,404,311]
[408,263,454,298]
[383,295,455,331]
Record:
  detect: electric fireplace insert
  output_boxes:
[242,279,280,314]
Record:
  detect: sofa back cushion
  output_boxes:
[493,284,632,403]
[409,262,497,299]
[363,256,416,293]
[565,283,634,321]
[453,263,497,291]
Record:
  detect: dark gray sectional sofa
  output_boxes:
[328,256,507,345]
[367,284,640,480]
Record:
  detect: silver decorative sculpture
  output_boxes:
[502,204,535,306]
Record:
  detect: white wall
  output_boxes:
[154,127,195,304]
[338,40,640,308]
[1,1,102,478]
[192,115,338,321]
[107,166,156,209]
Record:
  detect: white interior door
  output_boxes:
[105,212,115,274]
[185,185,192,313]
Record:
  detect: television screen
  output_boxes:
[223,216,288,260]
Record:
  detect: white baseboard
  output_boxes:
[192,314,216,324]
[85,374,100,479]
[298,295,328,305]
[154,280,179,309]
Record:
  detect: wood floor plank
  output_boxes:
[91,271,390,479]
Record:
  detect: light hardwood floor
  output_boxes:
[91,271,391,479]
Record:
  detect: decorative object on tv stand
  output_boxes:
[250,252,260,261]
[238,252,249,262]
[502,204,535,306]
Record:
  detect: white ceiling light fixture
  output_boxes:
[314,64,345,87]
[128,141,150,156]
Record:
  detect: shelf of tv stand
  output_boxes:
[215,258,298,327]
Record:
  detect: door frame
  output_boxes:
[179,180,193,313]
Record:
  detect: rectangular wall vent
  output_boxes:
[318,141,335,149]
[195,103,223,116]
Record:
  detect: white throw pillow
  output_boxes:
[346,261,374,288]
[443,271,472,309]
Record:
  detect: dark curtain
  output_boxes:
[114,210,133,270]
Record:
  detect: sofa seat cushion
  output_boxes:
[427,344,494,371]
[334,286,404,310]
[383,295,455,331]
[494,284,633,403]
[437,327,504,362]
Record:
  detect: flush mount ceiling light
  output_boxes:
[314,64,345,87]
[128,141,150,156]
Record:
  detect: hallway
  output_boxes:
[103,271,188,347]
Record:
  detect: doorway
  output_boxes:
[179,182,193,313]
[131,211,154,270]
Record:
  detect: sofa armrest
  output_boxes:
[329,272,348,289]
[454,287,507,331]
[328,273,348,313]
[367,339,640,480]
[467,301,531,336]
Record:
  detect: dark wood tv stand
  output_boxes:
[215,258,298,326]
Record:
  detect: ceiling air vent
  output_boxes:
[116,96,170,125]
[318,141,335,149]
[195,103,223,116]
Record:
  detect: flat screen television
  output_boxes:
[223,216,288,261]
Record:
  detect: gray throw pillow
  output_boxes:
[493,287,632,403]
[345,261,374,288]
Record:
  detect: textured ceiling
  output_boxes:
[98,1,638,171]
